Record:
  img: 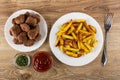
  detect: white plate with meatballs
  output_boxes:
[4,9,48,52]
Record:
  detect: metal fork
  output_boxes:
[101,13,113,66]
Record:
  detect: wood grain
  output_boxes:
[0,0,120,80]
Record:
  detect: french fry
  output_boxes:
[56,31,65,36]
[55,36,60,46]
[80,42,89,52]
[93,40,98,47]
[65,45,70,48]
[66,51,78,57]
[62,35,74,39]
[64,47,79,52]
[60,23,67,30]
[72,40,78,48]
[82,35,86,39]
[84,43,92,52]
[60,38,64,45]
[63,20,73,31]
[73,23,79,27]
[71,32,78,40]
[82,26,87,31]
[83,21,94,34]
[79,30,91,35]
[89,25,96,33]
[59,45,64,51]
[67,25,75,34]
[64,39,72,45]
[76,23,83,33]
[78,33,83,42]
[73,19,85,23]
[83,35,94,42]
[78,40,81,49]
[87,39,92,45]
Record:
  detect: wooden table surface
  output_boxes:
[0,0,120,80]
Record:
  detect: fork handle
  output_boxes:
[101,31,108,66]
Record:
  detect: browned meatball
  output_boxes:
[13,14,25,24]
[17,32,27,43]
[20,23,30,32]
[12,18,16,24]
[25,16,37,26]
[10,25,22,37]
[24,12,30,18]
[34,34,41,42]
[13,38,23,44]
[27,26,39,39]
[23,40,34,46]
[32,14,40,23]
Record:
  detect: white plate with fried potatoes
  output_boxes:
[4,9,48,52]
[49,12,103,66]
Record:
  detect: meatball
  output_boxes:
[27,26,39,39]
[13,38,23,44]
[25,16,37,26]
[17,32,27,43]
[12,18,16,24]
[24,12,30,18]
[32,14,40,23]
[34,34,41,42]
[13,14,25,24]
[10,25,22,37]
[23,40,34,46]
[20,23,30,32]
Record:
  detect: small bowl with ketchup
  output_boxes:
[32,51,53,72]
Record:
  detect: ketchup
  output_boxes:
[33,51,52,72]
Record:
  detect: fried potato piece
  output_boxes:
[72,40,78,48]
[83,35,94,42]
[84,43,92,52]
[93,40,98,47]
[64,39,72,45]
[60,37,64,45]
[80,42,89,52]
[55,36,60,46]
[73,19,85,23]
[89,25,96,33]
[63,20,72,31]
[59,45,64,51]
[83,21,94,34]
[76,23,83,33]
[64,47,79,52]
[66,51,78,58]
[62,35,74,39]
[71,32,77,40]
[67,25,75,34]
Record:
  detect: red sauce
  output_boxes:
[33,51,52,72]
